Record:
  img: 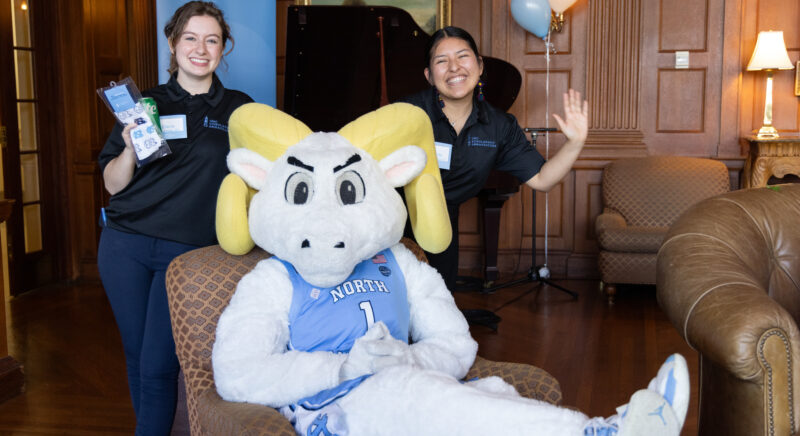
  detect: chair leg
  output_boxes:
[604,283,617,305]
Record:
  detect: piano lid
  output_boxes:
[284,5,522,132]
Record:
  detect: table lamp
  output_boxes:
[746,30,794,138]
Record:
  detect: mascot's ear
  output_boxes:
[227,148,273,191]
[379,145,426,188]
[216,103,313,255]
[338,103,451,254]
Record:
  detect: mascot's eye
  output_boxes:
[336,171,365,205]
[284,172,314,205]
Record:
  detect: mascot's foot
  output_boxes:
[582,354,689,436]
[646,353,689,428]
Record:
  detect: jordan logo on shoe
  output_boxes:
[648,403,667,426]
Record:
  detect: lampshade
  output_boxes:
[746,31,794,71]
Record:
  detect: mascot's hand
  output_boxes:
[363,331,415,372]
[339,322,414,381]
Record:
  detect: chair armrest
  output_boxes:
[595,210,627,233]
[465,356,562,405]
[196,388,295,436]
[658,243,800,382]
[596,211,667,252]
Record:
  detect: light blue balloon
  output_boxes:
[510,0,552,39]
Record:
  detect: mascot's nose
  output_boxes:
[300,239,345,249]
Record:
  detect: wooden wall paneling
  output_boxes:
[640,0,724,156]
[718,0,744,158]
[54,0,93,279]
[655,68,706,133]
[451,0,483,52]
[569,164,605,279]
[26,4,62,281]
[583,0,647,156]
[75,167,100,279]
[126,0,158,90]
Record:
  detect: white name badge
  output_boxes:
[434,141,453,170]
[160,114,188,140]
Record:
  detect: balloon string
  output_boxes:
[543,29,551,268]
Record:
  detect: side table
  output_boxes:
[743,135,800,188]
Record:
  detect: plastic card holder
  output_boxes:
[97,77,172,166]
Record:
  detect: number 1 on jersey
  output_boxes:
[359,301,375,328]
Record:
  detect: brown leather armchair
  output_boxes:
[657,184,800,436]
[165,239,563,435]
[596,156,729,302]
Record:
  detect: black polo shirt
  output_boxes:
[98,73,253,246]
[400,87,545,206]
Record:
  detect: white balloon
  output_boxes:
[548,0,577,14]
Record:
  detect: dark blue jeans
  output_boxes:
[98,227,199,436]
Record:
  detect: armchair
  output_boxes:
[595,156,729,303]
[657,184,800,436]
[165,239,563,435]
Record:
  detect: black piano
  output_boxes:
[283,5,523,286]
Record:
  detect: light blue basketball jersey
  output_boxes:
[275,249,410,428]
[277,248,410,354]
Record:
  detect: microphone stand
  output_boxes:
[462,128,578,331]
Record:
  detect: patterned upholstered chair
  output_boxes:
[595,156,729,303]
[657,185,800,436]
[165,239,562,435]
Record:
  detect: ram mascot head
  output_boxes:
[215,103,451,287]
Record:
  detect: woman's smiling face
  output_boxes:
[425,37,483,105]
[171,14,224,83]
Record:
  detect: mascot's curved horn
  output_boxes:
[216,102,451,255]
[338,103,451,253]
[216,104,313,255]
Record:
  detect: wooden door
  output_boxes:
[0,0,56,295]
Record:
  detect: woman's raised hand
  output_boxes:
[552,89,589,145]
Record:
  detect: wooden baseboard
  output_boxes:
[0,355,24,404]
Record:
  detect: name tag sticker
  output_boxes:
[434,141,452,170]
[160,114,187,140]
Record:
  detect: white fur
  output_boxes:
[211,127,624,436]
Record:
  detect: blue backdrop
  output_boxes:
[156,0,276,106]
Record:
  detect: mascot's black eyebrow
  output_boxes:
[333,154,361,173]
[287,156,314,172]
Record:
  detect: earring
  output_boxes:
[437,90,445,108]
[477,80,485,102]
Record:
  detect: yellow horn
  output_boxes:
[339,103,451,253]
[216,103,313,254]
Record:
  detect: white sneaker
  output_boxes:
[647,353,690,428]
[618,389,681,436]
[584,354,689,436]
[582,390,679,436]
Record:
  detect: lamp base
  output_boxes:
[756,125,780,139]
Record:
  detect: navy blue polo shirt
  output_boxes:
[401,87,545,205]
[98,73,253,246]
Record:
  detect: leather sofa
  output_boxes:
[657,184,800,436]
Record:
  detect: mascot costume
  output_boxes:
[211,102,690,436]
